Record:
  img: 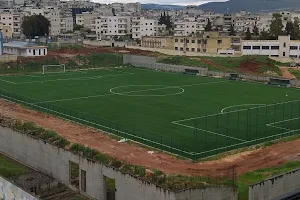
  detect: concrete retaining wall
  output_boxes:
[0,176,38,200]
[0,125,237,200]
[249,168,300,200]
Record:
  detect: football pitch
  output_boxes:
[1,67,300,159]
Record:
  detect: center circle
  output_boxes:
[109,85,185,97]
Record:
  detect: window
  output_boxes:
[39,49,41,55]
[290,46,298,50]
[217,40,222,44]
[197,40,201,44]
[192,40,195,43]
[253,46,260,50]
[175,39,178,42]
[175,47,178,50]
[180,47,183,51]
[271,46,279,50]
[33,49,35,55]
[262,46,270,50]
[197,48,201,52]
[243,46,251,50]
[191,48,195,52]
[283,42,286,48]
[186,48,189,51]
[186,39,189,43]
[203,49,207,53]
[29,49,31,53]
[180,39,184,43]
[283,52,286,57]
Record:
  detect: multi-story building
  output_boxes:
[24,7,61,36]
[0,12,23,37]
[174,17,206,36]
[131,17,163,40]
[60,14,73,33]
[75,11,98,29]
[94,16,131,40]
[0,23,12,38]
[0,0,14,8]
[141,32,233,55]
[241,36,300,58]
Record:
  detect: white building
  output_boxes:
[174,18,206,36]
[242,36,300,58]
[0,12,23,37]
[24,7,61,36]
[132,17,162,39]
[94,16,131,40]
[3,41,47,57]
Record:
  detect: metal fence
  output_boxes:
[1,88,299,160]
[123,54,300,87]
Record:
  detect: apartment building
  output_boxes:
[75,12,98,29]
[132,17,162,40]
[111,2,141,13]
[141,32,232,55]
[94,16,131,40]
[0,23,12,38]
[60,14,73,33]
[24,7,61,36]
[174,18,206,36]
[0,12,23,37]
[242,36,300,58]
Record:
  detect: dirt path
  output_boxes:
[280,67,296,79]
[1,99,300,177]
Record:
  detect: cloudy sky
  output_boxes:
[92,0,228,6]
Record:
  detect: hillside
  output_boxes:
[142,4,184,10]
[199,0,300,13]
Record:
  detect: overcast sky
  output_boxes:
[92,0,228,6]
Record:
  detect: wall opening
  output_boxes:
[81,169,87,192]
[69,161,79,189]
[104,175,116,200]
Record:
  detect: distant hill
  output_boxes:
[142,4,184,11]
[199,0,300,13]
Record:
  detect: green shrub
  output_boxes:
[69,143,86,153]
[56,138,70,148]
[40,130,59,141]
[153,169,163,177]
[111,158,122,168]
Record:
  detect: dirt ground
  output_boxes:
[1,99,300,177]
[280,67,297,79]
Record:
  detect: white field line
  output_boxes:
[1,91,300,157]
[267,124,291,131]
[26,71,88,78]
[192,129,300,155]
[14,72,135,84]
[171,121,247,142]
[40,80,227,103]
[220,104,266,114]
[0,94,194,156]
[174,99,300,123]
[0,79,17,84]
[38,93,115,103]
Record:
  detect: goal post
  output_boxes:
[42,64,66,74]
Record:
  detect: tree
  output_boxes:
[229,25,236,36]
[260,28,270,40]
[253,23,259,36]
[285,21,294,36]
[269,13,284,38]
[245,28,252,40]
[73,24,84,31]
[291,17,300,40]
[158,12,173,32]
[21,14,50,39]
[205,18,212,31]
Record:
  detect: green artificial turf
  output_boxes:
[0,67,300,159]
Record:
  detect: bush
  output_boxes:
[40,130,59,141]
[111,158,122,168]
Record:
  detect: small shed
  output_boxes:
[3,41,47,57]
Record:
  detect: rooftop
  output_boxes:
[3,41,47,48]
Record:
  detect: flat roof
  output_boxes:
[3,41,47,48]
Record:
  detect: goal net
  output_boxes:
[42,64,66,74]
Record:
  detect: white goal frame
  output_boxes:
[42,64,66,74]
